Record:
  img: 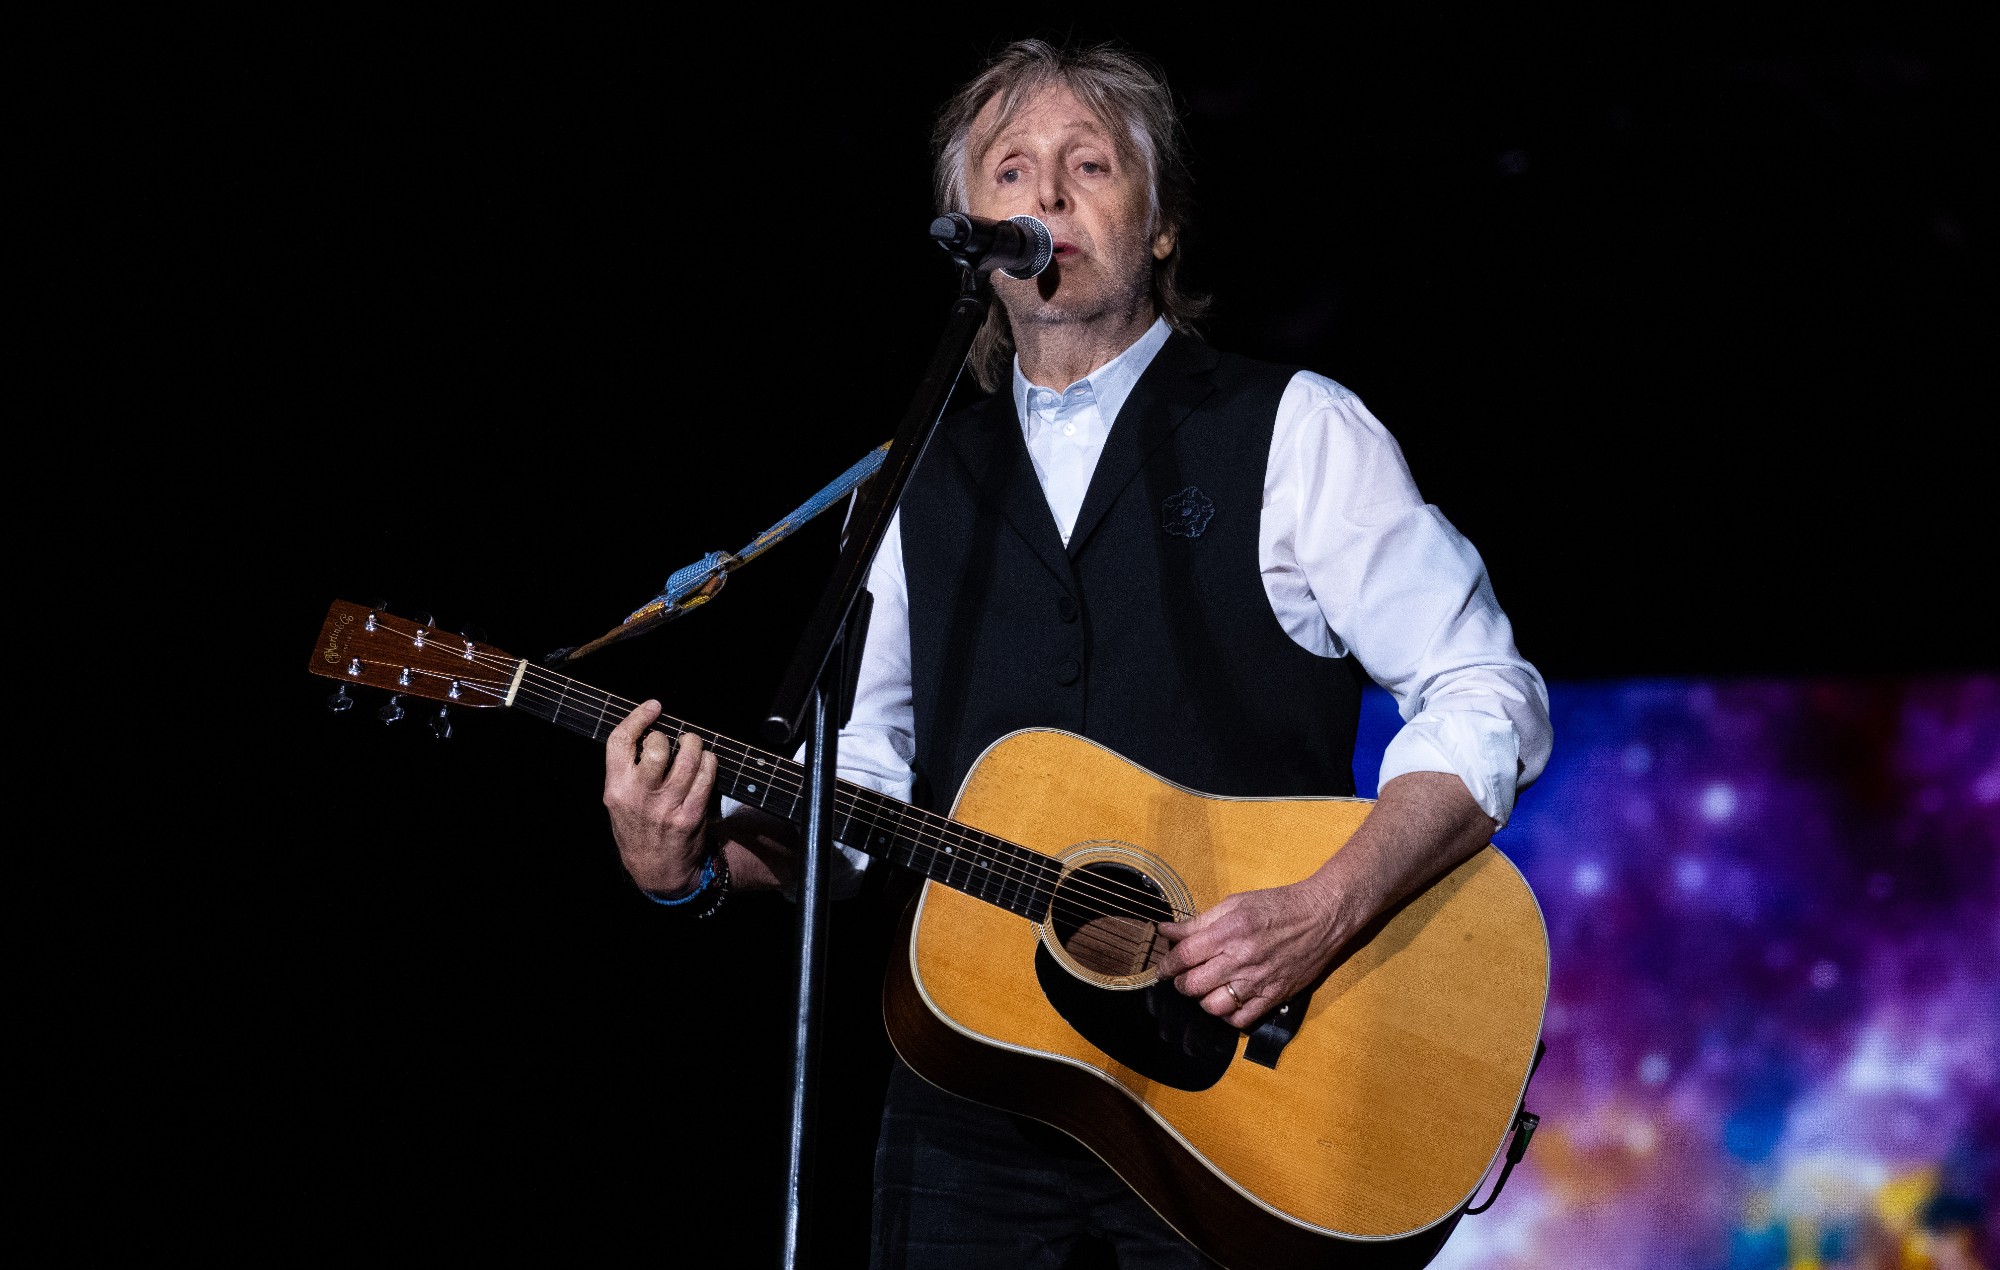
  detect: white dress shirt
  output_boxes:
[758,318,1552,895]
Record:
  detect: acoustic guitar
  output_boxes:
[308,598,1547,1268]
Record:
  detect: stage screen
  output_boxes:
[1345,675,1998,1269]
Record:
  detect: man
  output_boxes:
[603,37,1551,1268]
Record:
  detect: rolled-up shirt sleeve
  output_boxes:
[1262,373,1552,826]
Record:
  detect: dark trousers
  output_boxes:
[869,1060,1221,1269]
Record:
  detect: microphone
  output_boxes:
[929,212,1054,279]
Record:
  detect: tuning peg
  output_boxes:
[377,693,407,726]
[430,706,453,740]
[326,684,355,713]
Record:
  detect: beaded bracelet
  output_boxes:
[643,848,731,920]
[690,848,731,919]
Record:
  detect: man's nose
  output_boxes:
[1037,170,1069,215]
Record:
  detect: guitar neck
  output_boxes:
[512,662,1059,920]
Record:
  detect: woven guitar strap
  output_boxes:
[550,440,891,664]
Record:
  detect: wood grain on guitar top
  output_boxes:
[890,728,1547,1266]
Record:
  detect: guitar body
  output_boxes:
[305,601,1546,1269]
[885,728,1548,1269]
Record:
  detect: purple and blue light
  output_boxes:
[1354,674,1999,1269]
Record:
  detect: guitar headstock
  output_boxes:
[308,599,521,711]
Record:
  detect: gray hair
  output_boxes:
[931,38,1211,391]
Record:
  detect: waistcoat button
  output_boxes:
[1053,657,1081,685]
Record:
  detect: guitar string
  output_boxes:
[364,634,1191,955]
[371,638,1163,923]
[347,621,1181,928]
[337,610,1182,982]
[488,652,1190,927]
[507,671,1190,962]
[349,679,1167,980]
[502,664,1178,969]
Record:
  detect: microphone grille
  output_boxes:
[1001,215,1055,280]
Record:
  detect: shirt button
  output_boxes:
[1053,657,1081,685]
[1056,596,1078,623]
[1062,422,1076,437]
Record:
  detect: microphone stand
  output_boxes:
[760,247,1001,1269]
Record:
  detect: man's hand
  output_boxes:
[1156,770,1498,1029]
[603,699,718,896]
[1154,877,1344,1030]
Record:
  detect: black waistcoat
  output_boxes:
[899,332,1362,816]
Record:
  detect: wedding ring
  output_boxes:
[1225,982,1244,1006]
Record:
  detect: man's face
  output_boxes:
[964,83,1174,330]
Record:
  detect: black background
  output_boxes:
[47,8,1992,1264]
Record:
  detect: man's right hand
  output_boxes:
[603,700,718,896]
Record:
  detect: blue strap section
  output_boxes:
[624,440,891,625]
[735,442,892,566]
[659,551,737,607]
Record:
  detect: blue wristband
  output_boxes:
[644,855,714,907]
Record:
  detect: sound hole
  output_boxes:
[1049,861,1174,979]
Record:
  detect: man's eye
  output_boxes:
[999,167,1022,183]
[1080,161,1105,175]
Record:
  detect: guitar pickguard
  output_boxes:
[1033,943,1237,1090]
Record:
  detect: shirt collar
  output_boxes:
[1011,316,1173,430]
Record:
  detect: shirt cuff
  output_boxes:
[1378,709,1524,827]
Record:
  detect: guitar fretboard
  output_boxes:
[517,671,1061,920]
